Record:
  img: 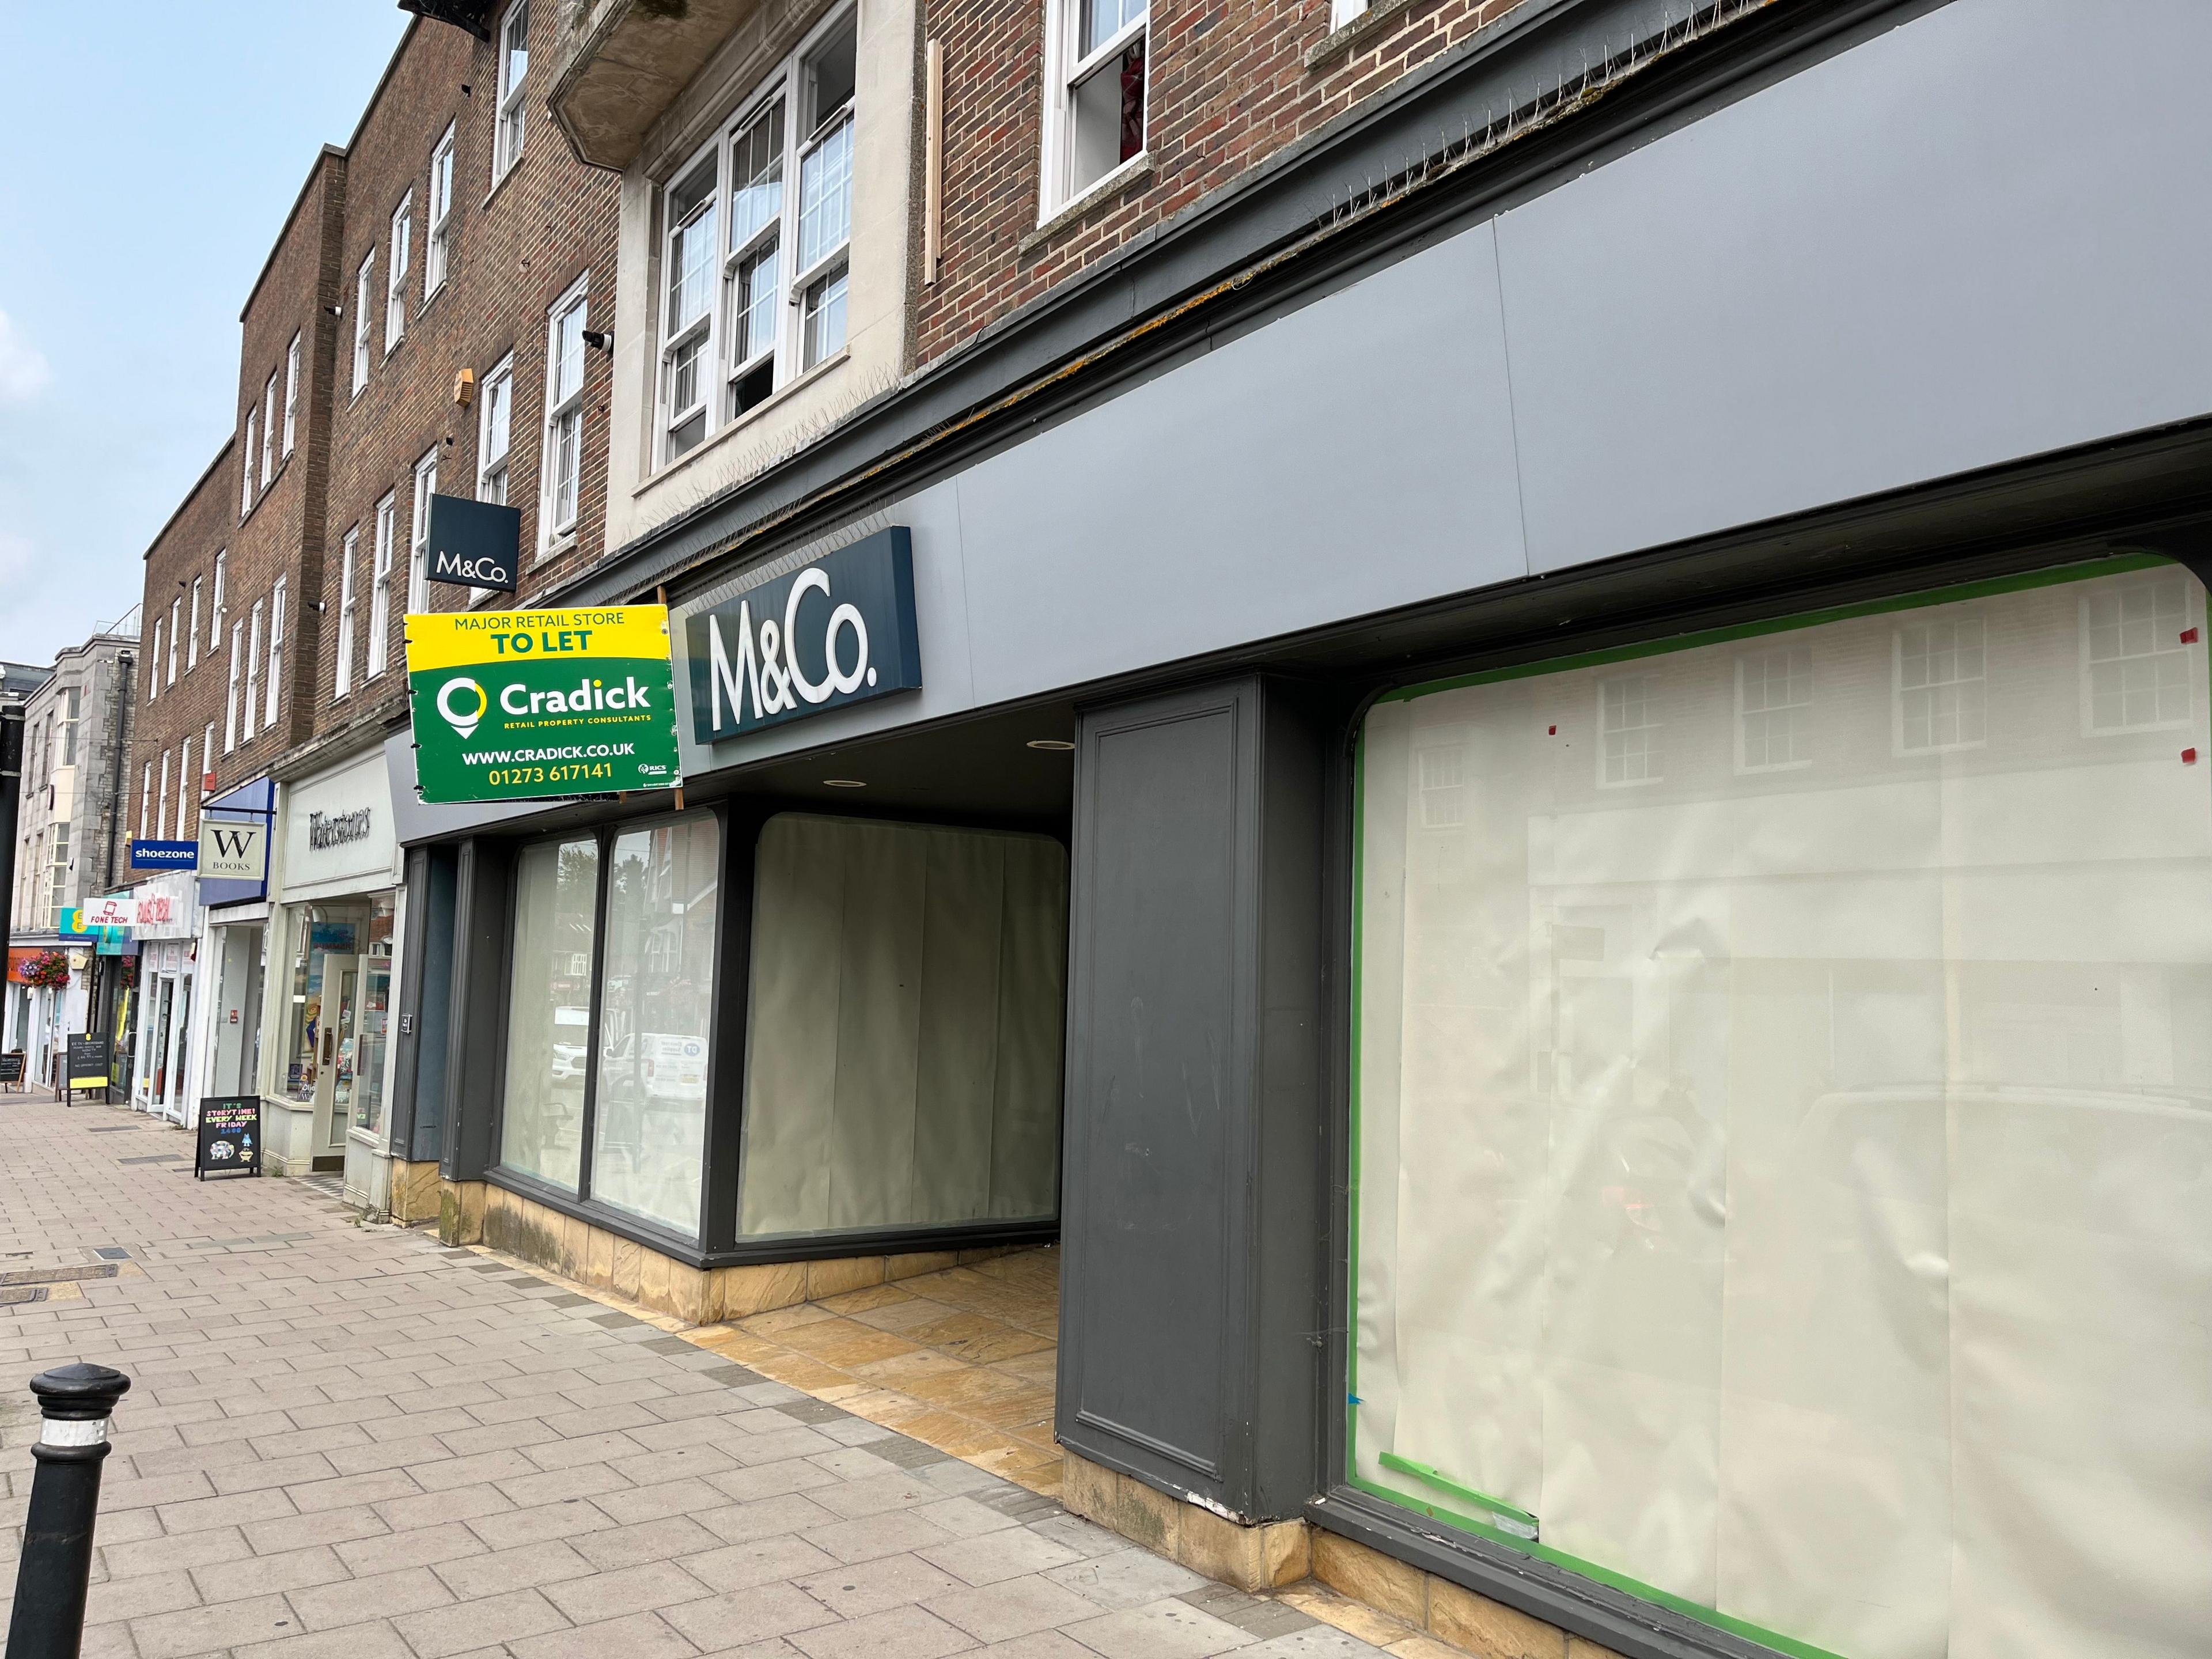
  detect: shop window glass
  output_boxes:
[1350,563,2212,1659]
[740,815,1067,1237]
[353,896,396,1138]
[501,837,599,1190]
[283,909,365,1107]
[590,817,718,1237]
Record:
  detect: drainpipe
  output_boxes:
[103,654,131,895]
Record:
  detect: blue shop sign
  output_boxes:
[130,839,198,870]
[684,527,922,744]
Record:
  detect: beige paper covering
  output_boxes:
[740,813,1067,1236]
[1355,569,2212,1658]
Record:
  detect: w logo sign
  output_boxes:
[199,819,266,882]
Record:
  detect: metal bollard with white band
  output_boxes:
[5,1363,130,1659]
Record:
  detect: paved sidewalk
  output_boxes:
[0,1094,1390,1659]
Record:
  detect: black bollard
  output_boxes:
[5,1363,131,1659]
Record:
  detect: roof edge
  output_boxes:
[141,436,238,565]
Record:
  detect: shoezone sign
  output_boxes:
[406,607,682,804]
[684,527,922,743]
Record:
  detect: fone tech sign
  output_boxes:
[685,528,922,743]
[422,493,521,592]
[406,606,682,804]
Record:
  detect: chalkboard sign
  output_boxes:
[196,1097,261,1179]
[67,1033,111,1092]
[0,1051,22,1087]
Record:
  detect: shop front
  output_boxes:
[128,873,201,1122]
[184,777,275,1130]
[385,1,2212,1654]
[268,745,403,1193]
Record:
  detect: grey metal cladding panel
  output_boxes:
[1499,0,2212,575]
[956,226,1527,709]
[1068,701,1240,1480]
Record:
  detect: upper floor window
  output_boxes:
[543,278,588,541]
[654,12,854,468]
[478,355,514,505]
[1737,644,1813,772]
[426,124,457,296]
[1043,0,1147,217]
[2084,574,2194,733]
[243,599,265,744]
[387,193,414,350]
[58,686,79,767]
[266,578,287,730]
[353,253,375,394]
[148,617,163,702]
[367,491,396,677]
[282,332,301,456]
[495,1,530,181]
[261,369,280,485]
[224,621,242,753]
[410,449,438,611]
[187,577,202,672]
[1896,615,1986,754]
[335,525,359,701]
[240,408,259,516]
[167,599,181,685]
[210,549,228,649]
[1598,673,1660,786]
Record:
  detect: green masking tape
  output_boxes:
[1376,1453,1539,1535]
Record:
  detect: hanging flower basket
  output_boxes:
[19,949,70,988]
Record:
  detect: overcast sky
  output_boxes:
[0,1,412,666]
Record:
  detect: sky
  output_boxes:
[0,1,413,666]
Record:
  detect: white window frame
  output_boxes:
[1328,0,1369,29]
[541,276,589,544]
[224,622,243,753]
[1734,643,1814,774]
[265,578,286,730]
[262,369,280,484]
[157,749,171,841]
[410,449,438,611]
[282,332,301,456]
[366,492,396,678]
[1893,614,1988,756]
[653,9,856,471]
[1039,0,1149,221]
[176,737,192,841]
[147,617,162,703]
[1596,672,1661,788]
[426,124,457,297]
[187,576,203,672]
[476,354,515,505]
[167,599,181,685]
[210,550,227,650]
[243,600,264,743]
[139,763,151,840]
[202,723,215,794]
[353,252,375,394]
[335,525,359,700]
[2079,574,2198,736]
[240,407,258,516]
[387,192,414,350]
[494,1,530,182]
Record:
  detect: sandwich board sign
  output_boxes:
[406,607,681,804]
[196,1097,261,1178]
[67,1033,111,1094]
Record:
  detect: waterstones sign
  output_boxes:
[684,528,922,744]
[406,606,682,804]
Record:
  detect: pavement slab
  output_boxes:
[0,1092,1389,1659]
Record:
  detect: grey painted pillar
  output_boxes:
[1058,676,1330,1522]
[441,838,512,1183]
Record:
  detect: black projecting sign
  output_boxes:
[423,493,521,592]
[684,527,922,744]
[196,1097,262,1179]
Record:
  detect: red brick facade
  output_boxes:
[134,441,244,847]
[916,0,1524,362]
[320,15,622,749]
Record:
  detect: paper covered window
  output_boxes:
[739,815,1067,1237]
[1351,561,2212,1659]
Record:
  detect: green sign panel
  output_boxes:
[406,607,683,804]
